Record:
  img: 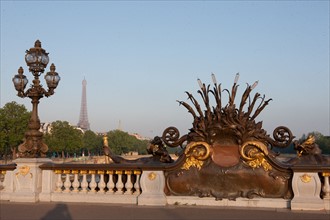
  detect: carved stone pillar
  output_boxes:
[138,170,166,206]
[291,172,324,210]
[10,158,52,202]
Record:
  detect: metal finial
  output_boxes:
[34,40,42,48]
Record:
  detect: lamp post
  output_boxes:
[12,40,60,158]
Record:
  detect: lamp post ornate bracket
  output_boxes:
[12,40,60,158]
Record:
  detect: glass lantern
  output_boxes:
[44,63,60,89]
[12,67,28,92]
[25,40,49,73]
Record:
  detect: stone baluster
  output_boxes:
[72,170,80,192]
[322,172,330,199]
[106,171,115,193]
[125,171,133,194]
[89,171,97,193]
[0,171,5,191]
[116,171,124,194]
[55,170,63,192]
[133,170,141,194]
[97,171,106,193]
[63,170,71,192]
[80,170,88,193]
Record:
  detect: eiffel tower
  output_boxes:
[77,78,90,131]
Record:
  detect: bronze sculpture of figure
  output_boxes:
[103,136,173,164]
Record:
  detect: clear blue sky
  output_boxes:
[1,1,329,139]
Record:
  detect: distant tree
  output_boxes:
[44,121,83,156]
[106,130,149,155]
[0,102,31,158]
[82,130,103,155]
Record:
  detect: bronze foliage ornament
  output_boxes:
[163,73,295,200]
[163,73,294,148]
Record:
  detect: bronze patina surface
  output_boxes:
[161,74,294,199]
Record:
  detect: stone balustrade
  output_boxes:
[53,169,141,194]
[0,163,16,200]
[38,162,144,204]
[0,160,329,210]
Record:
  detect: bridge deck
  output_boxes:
[0,201,329,220]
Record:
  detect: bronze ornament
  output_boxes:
[163,74,295,199]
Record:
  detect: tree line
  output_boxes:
[0,102,149,159]
[0,101,329,159]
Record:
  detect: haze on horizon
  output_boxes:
[1,1,329,139]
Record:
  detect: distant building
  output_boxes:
[129,133,151,141]
[39,122,85,134]
[40,122,52,134]
[77,78,90,131]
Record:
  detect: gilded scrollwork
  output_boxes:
[182,141,210,170]
[15,165,33,178]
[240,141,272,171]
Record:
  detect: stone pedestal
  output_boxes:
[10,158,51,202]
[138,171,166,206]
[291,172,324,210]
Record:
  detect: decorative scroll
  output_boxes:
[162,126,187,147]
[240,141,272,171]
[266,126,294,148]
[182,142,210,170]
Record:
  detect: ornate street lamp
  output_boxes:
[12,40,60,158]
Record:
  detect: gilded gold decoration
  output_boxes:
[322,172,330,177]
[133,170,141,175]
[295,135,318,157]
[115,170,123,175]
[103,135,109,147]
[182,141,210,170]
[240,141,272,171]
[97,170,105,174]
[125,171,132,175]
[71,170,79,174]
[80,170,88,174]
[106,170,114,175]
[300,174,312,183]
[1,171,7,175]
[16,165,32,178]
[63,170,71,174]
[54,170,62,174]
[148,172,157,181]
[18,165,30,176]
[88,170,96,174]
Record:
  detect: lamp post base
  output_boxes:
[18,130,48,158]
